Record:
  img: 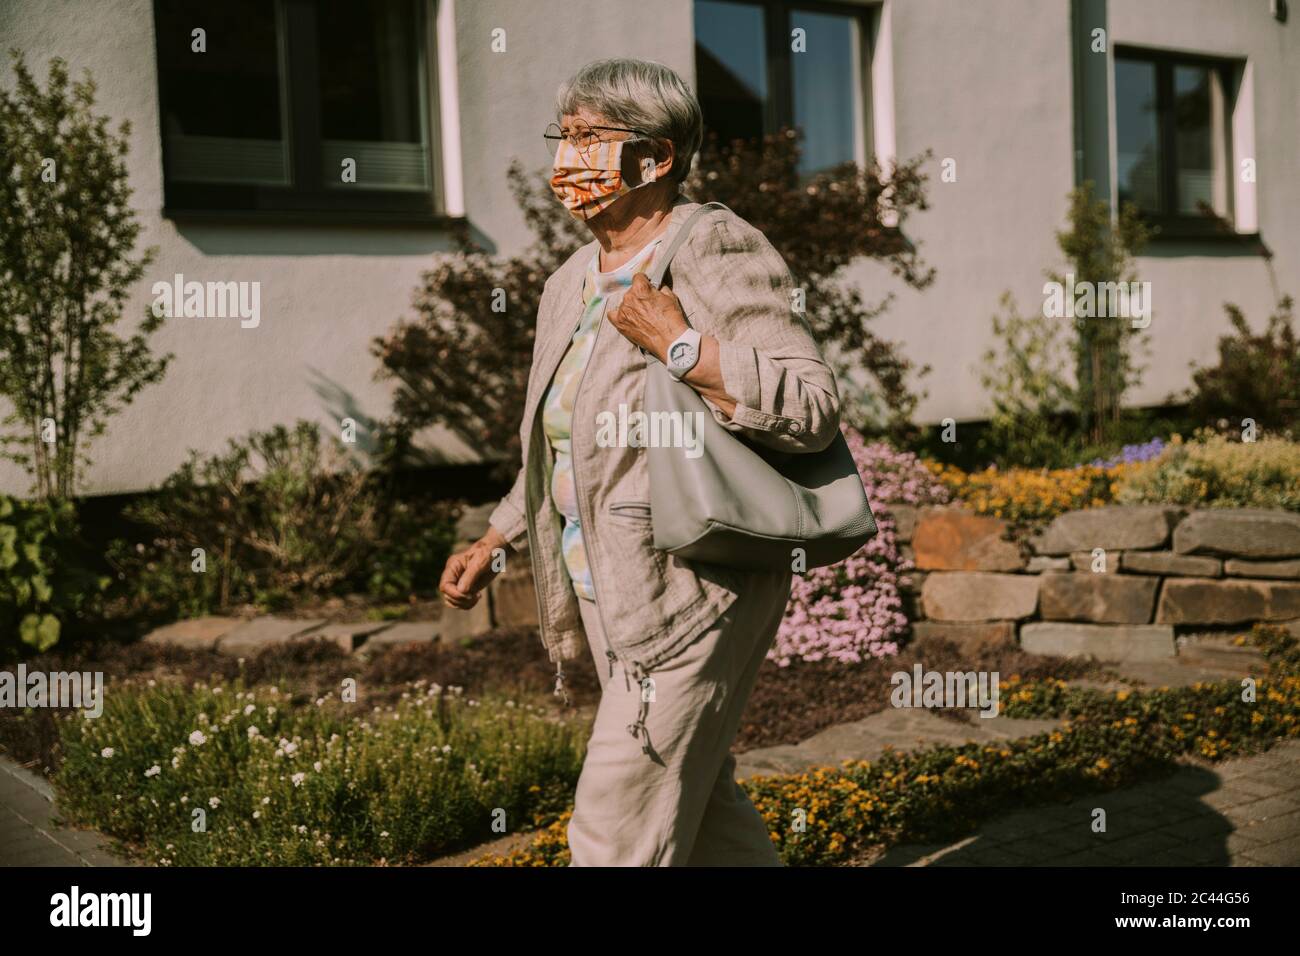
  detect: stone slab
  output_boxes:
[1026,556,1071,573]
[1173,508,1300,559]
[1122,551,1223,577]
[1019,622,1176,661]
[921,572,1039,622]
[912,506,1025,571]
[1039,573,1159,624]
[215,617,327,657]
[1031,505,1183,555]
[1156,578,1300,625]
[311,621,394,654]
[1069,550,1123,573]
[908,620,1017,652]
[142,616,240,651]
[1224,558,1300,580]
[489,567,539,628]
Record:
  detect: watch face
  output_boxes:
[669,341,697,367]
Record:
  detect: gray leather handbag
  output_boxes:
[639,201,878,571]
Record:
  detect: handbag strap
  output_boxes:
[646,201,729,290]
[638,201,729,362]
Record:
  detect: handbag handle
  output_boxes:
[638,201,730,364]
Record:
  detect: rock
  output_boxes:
[1122,551,1223,577]
[310,621,394,654]
[1039,573,1158,624]
[142,616,240,651]
[1019,622,1176,661]
[1030,505,1183,555]
[357,621,441,656]
[216,617,327,657]
[1069,550,1123,573]
[1173,508,1300,559]
[1156,578,1300,625]
[912,506,1025,571]
[453,502,496,548]
[1223,558,1300,580]
[909,620,1017,651]
[921,573,1039,621]
[490,566,539,628]
[884,503,919,543]
[1026,556,1071,573]
[438,597,492,643]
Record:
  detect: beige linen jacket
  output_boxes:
[487,195,842,686]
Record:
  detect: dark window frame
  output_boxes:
[1113,45,1243,241]
[152,0,451,226]
[697,0,875,167]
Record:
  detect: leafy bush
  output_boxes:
[54,680,586,865]
[106,421,459,616]
[476,623,1300,866]
[771,427,949,666]
[1181,296,1300,437]
[1116,431,1300,512]
[0,496,105,657]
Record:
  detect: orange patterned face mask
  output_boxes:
[549,137,655,221]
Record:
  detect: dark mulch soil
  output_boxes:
[0,626,1113,780]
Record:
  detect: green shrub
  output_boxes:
[106,420,459,616]
[54,680,586,865]
[1182,296,1300,437]
[1116,431,1300,512]
[1,496,106,657]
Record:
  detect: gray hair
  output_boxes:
[556,58,704,185]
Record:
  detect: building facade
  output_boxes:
[1,0,1296,496]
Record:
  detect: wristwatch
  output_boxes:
[665,327,702,381]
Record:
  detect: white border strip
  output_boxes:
[436,0,465,217]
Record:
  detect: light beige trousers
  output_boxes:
[568,572,791,866]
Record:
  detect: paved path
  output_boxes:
[0,757,128,867]
[869,738,1300,866]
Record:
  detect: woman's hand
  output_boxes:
[607,272,689,360]
[439,526,512,610]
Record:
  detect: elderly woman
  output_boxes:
[439,58,841,866]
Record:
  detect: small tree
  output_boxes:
[374,129,933,475]
[1049,181,1150,446]
[0,51,171,499]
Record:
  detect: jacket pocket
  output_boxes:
[608,499,653,522]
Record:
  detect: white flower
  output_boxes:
[100,747,114,758]
[244,704,256,716]
[208,796,220,808]
[197,713,209,724]
[144,765,161,778]
[213,687,223,695]
[261,797,271,805]
[253,811,261,820]
[171,757,180,769]
[189,730,207,746]
[313,761,323,773]
[380,831,389,838]
[291,772,306,787]
[247,725,261,739]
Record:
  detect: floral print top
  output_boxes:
[542,236,662,601]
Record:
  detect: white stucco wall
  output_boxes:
[0,0,1295,497]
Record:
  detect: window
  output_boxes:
[695,0,870,176]
[1114,48,1238,235]
[153,0,442,222]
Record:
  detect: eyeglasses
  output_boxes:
[544,119,649,166]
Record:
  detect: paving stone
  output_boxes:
[912,506,1025,571]
[1231,833,1300,865]
[1019,622,1175,661]
[1039,573,1159,624]
[1224,558,1300,579]
[357,621,441,655]
[1174,508,1300,559]
[215,616,327,657]
[439,597,492,642]
[920,572,1039,622]
[1156,577,1300,625]
[1122,550,1223,577]
[142,616,240,651]
[1031,505,1183,555]
[310,621,394,654]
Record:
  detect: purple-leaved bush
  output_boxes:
[769,426,951,666]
